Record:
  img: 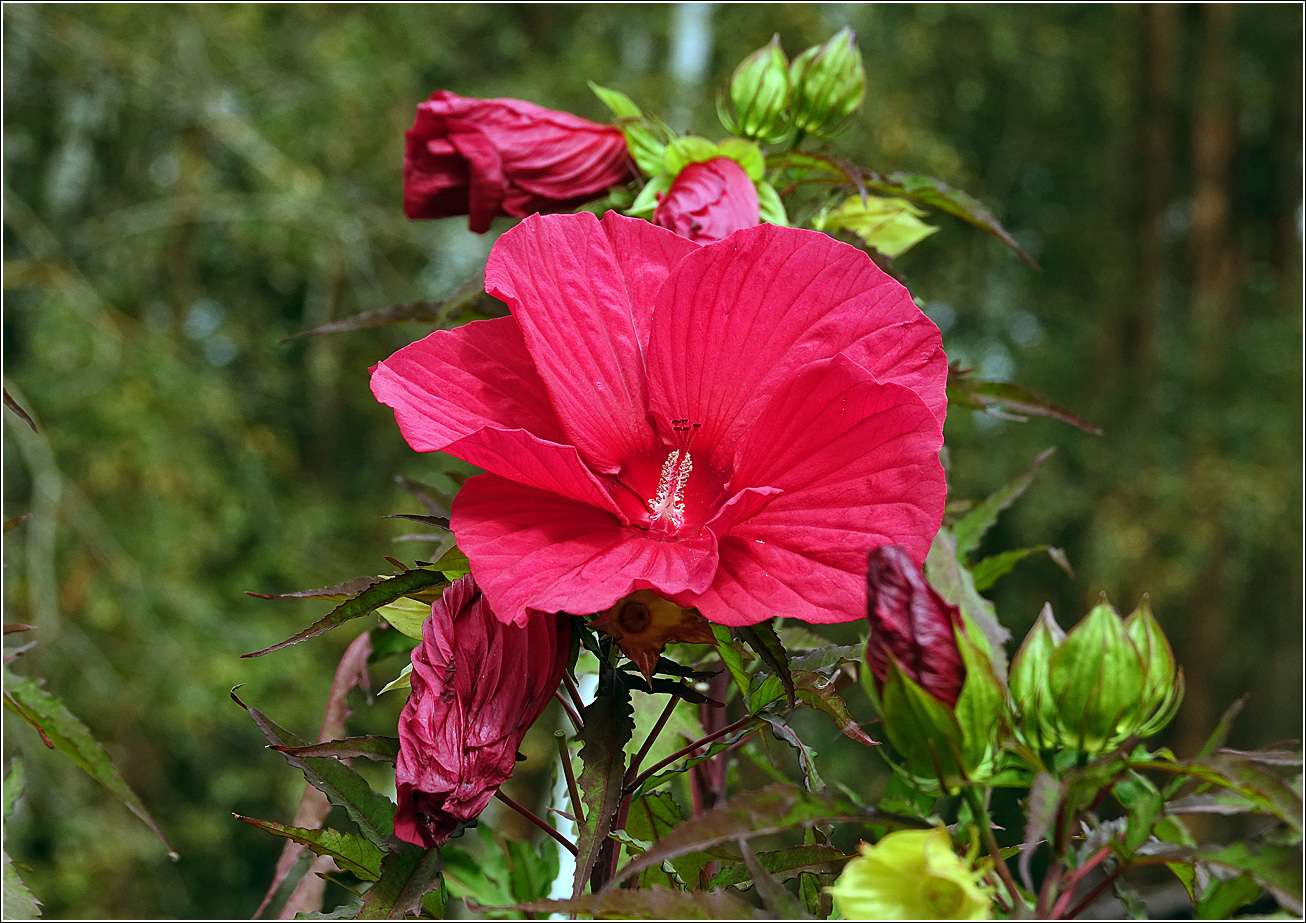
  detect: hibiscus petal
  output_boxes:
[371,318,620,512]
[688,358,945,626]
[646,224,946,471]
[452,473,720,625]
[598,212,700,348]
[485,212,676,474]
[446,129,509,234]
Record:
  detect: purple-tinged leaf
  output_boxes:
[236,817,384,881]
[3,387,36,431]
[610,783,921,887]
[738,621,795,710]
[246,575,384,601]
[792,671,878,748]
[1133,751,1303,834]
[1020,772,1063,891]
[738,838,807,919]
[572,665,634,897]
[242,569,445,657]
[789,644,863,674]
[1215,747,1302,767]
[505,886,760,920]
[2,515,29,534]
[274,736,401,764]
[384,513,451,531]
[3,676,175,857]
[288,274,506,340]
[358,844,445,920]
[230,689,396,846]
[948,366,1102,435]
[2,625,34,635]
[762,715,823,791]
[954,448,1055,561]
[708,844,850,890]
[394,476,452,519]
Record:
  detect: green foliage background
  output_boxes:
[2,5,1299,919]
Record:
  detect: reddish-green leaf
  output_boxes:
[274,736,401,763]
[948,367,1102,434]
[508,886,760,920]
[611,783,920,887]
[231,689,396,845]
[358,844,444,920]
[953,448,1055,561]
[246,575,385,602]
[3,387,36,432]
[708,844,849,889]
[289,274,505,339]
[738,621,795,710]
[242,569,445,657]
[3,848,41,920]
[572,665,634,897]
[236,817,384,881]
[4,674,175,857]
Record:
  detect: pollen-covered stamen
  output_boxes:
[647,420,700,533]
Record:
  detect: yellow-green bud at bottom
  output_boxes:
[827,827,993,920]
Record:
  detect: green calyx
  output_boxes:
[719,34,792,143]
[788,27,866,140]
[1011,595,1184,756]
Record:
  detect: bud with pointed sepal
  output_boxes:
[719,35,792,143]
[788,28,866,141]
[865,546,1006,787]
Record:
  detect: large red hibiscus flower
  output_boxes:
[371,211,947,627]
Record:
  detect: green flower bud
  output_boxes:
[1008,604,1064,749]
[1124,596,1185,737]
[828,827,994,920]
[719,35,792,143]
[1010,595,1184,756]
[788,27,866,140]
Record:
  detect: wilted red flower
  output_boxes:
[394,575,571,848]
[372,211,947,628]
[653,157,760,243]
[404,91,635,233]
[865,545,966,707]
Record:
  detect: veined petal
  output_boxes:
[646,224,945,471]
[370,316,567,448]
[486,212,671,474]
[598,211,701,348]
[453,473,720,625]
[688,358,945,626]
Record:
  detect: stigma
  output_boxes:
[647,419,699,534]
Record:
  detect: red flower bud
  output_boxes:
[394,574,572,847]
[865,545,966,707]
[652,156,760,243]
[404,91,635,234]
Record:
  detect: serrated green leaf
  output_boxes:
[1197,873,1263,920]
[953,448,1055,561]
[924,528,1010,675]
[969,547,1043,591]
[274,736,401,763]
[358,844,444,920]
[243,569,446,658]
[948,368,1103,435]
[789,645,863,674]
[816,195,938,259]
[708,843,849,890]
[572,665,634,897]
[2,850,41,920]
[792,671,877,747]
[738,621,794,710]
[246,575,385,602]
[762,715,823,792]
[236,817,384,881]
[710,624,753,705]
[612,783,920,886]
[509,885,758,919]
[1114,772,1163,854]
[4,676,174,856]
[232,690,396,845]
[504,837,560,904]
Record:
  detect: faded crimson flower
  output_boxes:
[865,544,966,707]
[372,211,947,628]
[404,91,635,234]
[394,574,571,848]
[652,157,760,243]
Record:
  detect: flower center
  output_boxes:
[647,419,699,535]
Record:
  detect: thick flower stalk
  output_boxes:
[652,156,761,243]
[372,211,947,628]
[394,575,572,848]
[404,91,635,233]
